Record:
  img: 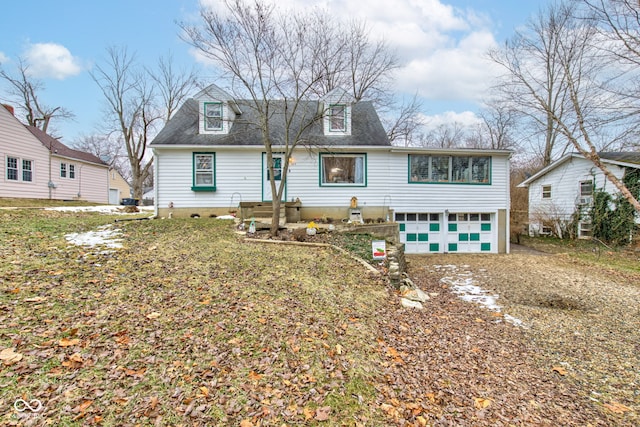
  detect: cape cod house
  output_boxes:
[150,84,512,253]
[1,104,110,203]
[518,152,640,238]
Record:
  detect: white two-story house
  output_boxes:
[150,84,512,253]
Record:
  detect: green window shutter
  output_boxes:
[418,233,429,242]
[448,223,457,232]
[430,223,440,232]
[448,243,458,252]
[459,233,469,241]
[481,242,491,251]
[470,233,480,241]
[481,223,491,231]
[399,223,406,232]
[407,233,417,242]
[429,243,439,252]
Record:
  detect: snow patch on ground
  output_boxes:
[434,264,526,328]
[65,224,123,249]
[46,205,154,215]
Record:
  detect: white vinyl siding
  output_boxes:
[526,156,629,236]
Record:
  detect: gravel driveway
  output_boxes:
[400,248,640,426]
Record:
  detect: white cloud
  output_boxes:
[396,30,500,102]
[23,43,83,80]
[420,110,482,130]
[196,0,502,107]
[0,51,9,65]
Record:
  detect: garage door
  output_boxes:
[446,213,493,253]
[396,212,494,254]
[396,213,442,254]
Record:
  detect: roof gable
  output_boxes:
[518,152,640,187]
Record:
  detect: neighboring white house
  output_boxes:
[150,84,512,254]
[0,104,110,203]
[518,152,640,238]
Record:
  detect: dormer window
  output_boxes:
[329,104,346,132]
[204,102,223,131]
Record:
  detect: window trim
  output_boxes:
[579,180,593,197]
[60,162,67,178]
[408,155,492,185]
[22,159,33,182]
[319,153,367,187]
[204,102,223,131]
[69,164,75,179]
[328,104,346,132]
[7,156,18,181]
[192,152,216,191]
[542,185,552,199]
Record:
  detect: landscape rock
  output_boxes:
[402,288,430,303]
[400,298,424,309]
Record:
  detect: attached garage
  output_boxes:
[396,212,496,254]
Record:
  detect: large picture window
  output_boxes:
[320,153,366,186]
[204,102,223,131]
[409,155,491,184]
[192,152,216,191]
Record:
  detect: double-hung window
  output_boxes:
[542,185,552,199]
[69,164,75,179]
[204,102,223,131]
[192,153,216,191]
[22,160,33,182]
[7,157,34,182]
[320,153,366,186]
[580,180,593,197]
[60,163,67,178]
[7,157,18,181]
[329,104,346,132]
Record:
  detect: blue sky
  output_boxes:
[0,0,549,144]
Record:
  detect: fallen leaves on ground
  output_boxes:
[0,210,637,426]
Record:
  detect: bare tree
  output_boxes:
[489,3,575,167]
[491,1,640,214]
[0,58,74,135]
[180,0,398,236]
[91,47,198,200]
[471,101,519,150]
[384,94,425,146]
[419,122,467,149]
[72,133,130,180]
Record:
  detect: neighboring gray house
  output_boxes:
[150,84,512,253]
[518,152,640,238]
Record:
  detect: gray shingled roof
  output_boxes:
[599,151,640,165]
[26,126,107,166]
[150,98,390,147]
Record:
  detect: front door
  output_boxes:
[262,153,286,202]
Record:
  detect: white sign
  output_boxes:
[372,240,386,260]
